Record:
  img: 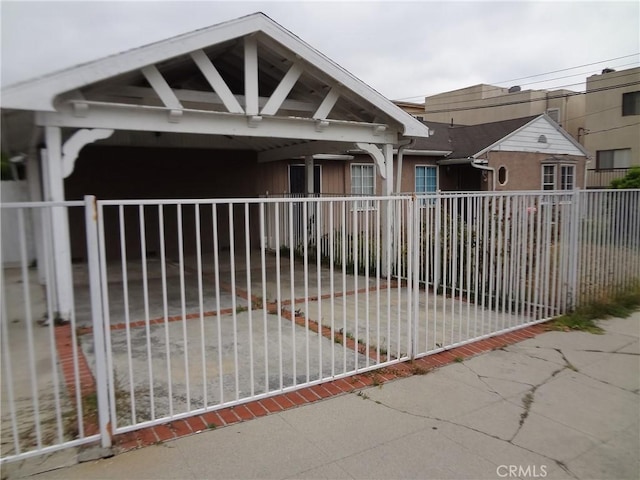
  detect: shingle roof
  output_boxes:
[414,115,539,158]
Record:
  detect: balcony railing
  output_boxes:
[586,168,630,189]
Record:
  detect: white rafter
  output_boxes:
[260,62,304,116]
[244,36,259,116]
[140,65,182,110]
[190,49,244,114]
[313,87,340,120]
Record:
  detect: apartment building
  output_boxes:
[420,84,585,140]
[583,67,640,188]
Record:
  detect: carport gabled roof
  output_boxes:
[1,12,429,141]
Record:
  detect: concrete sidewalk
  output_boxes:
[21,312,640,479]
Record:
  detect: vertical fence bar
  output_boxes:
[259,203,269,394]
[227,203,239,400]
[158,205,174,416]
[274,204,283,390]
[302,201,310,382]
[41,207,64,443]
[315,200,323,378]
[84,196,112,448]
[375,200,381,363]
[411,197,420,359]
[195,204,207,407]
[177,204,191,409]
[96,202,117,433]
[568,191,580,310]
[0,251,20,455]
[118,205,135,425]
[244,203,254,396]
[342,201,348,372]
[288,202,296,385]
[17,208,43,447]
[138,205,155,420]
[329,201,336,375]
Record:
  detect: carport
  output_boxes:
[1,13,430,320]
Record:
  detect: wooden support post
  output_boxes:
[381,143,394,277]
[244,36,259,116]
[44,126,74,320]
[305,155,315,196]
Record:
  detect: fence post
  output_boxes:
[433,192,442,289]
[83,195,112,449]
[410,196,420,359]
[568,190,581,311]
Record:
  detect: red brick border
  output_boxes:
[111,322,548,453]
[54,324,100,436]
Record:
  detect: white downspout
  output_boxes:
[395,138,415,193]
[471,158,496,191]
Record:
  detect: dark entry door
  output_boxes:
[289,164,321,194]
[289,165,321,249]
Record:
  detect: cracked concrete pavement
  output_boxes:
[24,311,640,480]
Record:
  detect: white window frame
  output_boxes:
[415,165,438,206]
[542,164,556,191]
[350,163,375,210]
[596,148,631,171]
[497,165,508,186]
[560,164,575,190]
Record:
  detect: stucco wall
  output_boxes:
[487,151,586,191]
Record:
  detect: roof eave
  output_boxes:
[1,12,431,140]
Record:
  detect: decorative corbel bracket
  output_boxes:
[62,128,114,178]
[356,142,386,180]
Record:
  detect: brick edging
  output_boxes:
[112,322,547,453]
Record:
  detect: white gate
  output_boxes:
[2,190,639,464]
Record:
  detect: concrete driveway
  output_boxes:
[7,311,637,480]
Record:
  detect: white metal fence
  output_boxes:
[1,190,639,463]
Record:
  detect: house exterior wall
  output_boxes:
[256,160,348,196]
[486,151,586,191]
[421,85,585,140]
[65,146,260,260]
[584,67,640,188]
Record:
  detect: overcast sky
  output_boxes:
[1,0,638,101]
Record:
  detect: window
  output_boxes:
[596,149,631,170]
[542,165,556,190]
[415,165,437,206]
[415,165,437,191]
[498,166,507,186]
[542,164,576,190]
[560,165,575,190]
[351,164,375,209]
[622,91,640,116]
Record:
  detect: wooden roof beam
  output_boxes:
[190,49,244,114]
